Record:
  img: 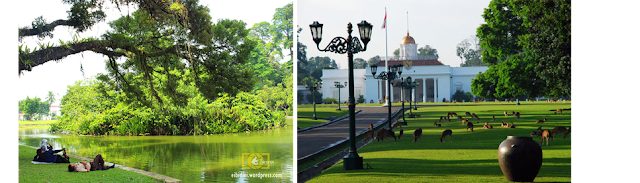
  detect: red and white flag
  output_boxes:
[382,11,387,29]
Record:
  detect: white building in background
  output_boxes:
[320,31,488,103]
[320,69,366,103]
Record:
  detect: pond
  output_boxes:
[19,123,293,182]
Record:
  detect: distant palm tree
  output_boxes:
[45,91,57,105]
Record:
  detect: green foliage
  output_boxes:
[322,98,337,104]
[18,96,50,121]
[451,90,474,102]
[474,0,570,99]
[456,36,484,67]
[418,45,439,58]
[52,76,286,136]
[357,94,366,104]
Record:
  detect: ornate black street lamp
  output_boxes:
[370,63,402,129]
[392,76,407,125]
[334,81,347,111]
[306,81,322,120]
[404,77,419,116]
[310,20,372,170]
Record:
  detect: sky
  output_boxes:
[297,0,492,70]
[16,0,293,106]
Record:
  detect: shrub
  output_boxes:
[323,98,337,104]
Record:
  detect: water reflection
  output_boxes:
[19,126,293,182]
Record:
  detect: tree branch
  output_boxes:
[19,40,126,73]
[19,19,73,38]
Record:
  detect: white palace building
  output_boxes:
[320,31,488,103]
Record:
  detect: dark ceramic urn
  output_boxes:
[498,136,543,182]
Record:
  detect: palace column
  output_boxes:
[423,78,428,103]
[433,78,439,102]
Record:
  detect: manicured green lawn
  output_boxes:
[297,107,350,129]
[307,102,571,182]
[19,146,161,182]
[19,120,58,125]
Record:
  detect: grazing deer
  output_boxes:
[466,122,474,132]
[439,116,444,122]
[551,126,569,139]
[457,116,463,121]
[398,129,404,139]
[376,129,387,142]
[366,124,374,141]
[483,122,493,129]
[530,131,542,137]
[555,108,563,115]
[462,118,470,125]
[535,118,547,124]
[465,112,472,117]
[392,121,403,129]
[508,122,516,128]
[540,129,551,146]
[515,112,520,119]
[500,120,508,128]
[387,129,397,141]
[413,128,423,143]
[472,113,480,120]
[451,112,458,117]
[504,111,508,117]
[440,129,453,142]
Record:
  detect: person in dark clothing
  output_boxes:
[33,139,69,163]
[33,147,70,163]
[68,154,116,172]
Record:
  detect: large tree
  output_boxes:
[20,0,257,104]
[417,45,439,58]
[19,96,50,121]
[456,36,484,67]
[473,0,570,99]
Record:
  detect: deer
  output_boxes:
[509,122,516,128]
[457,116,463,121]
[439,116,444,122]
[551,126,570,139]
[376,129,387,142]
[515,112,520,119]
[366,124,374,141]
[471,113,480,120]
[449,112,458,118]
[465,112,472,117]
[392,121,403,129]
[535,118,547,124]
[462,118,470,125]
[504,111,508,117]
[539,128,551,146]
[440,129,453,142]
[483,122,493,129]
[466,122,474,132]
[555,108,563,115]
[413,128,423,143]
[530,131,542,137]
[398,129,404,139]
[500,120,508,128]
[492,115,495,121]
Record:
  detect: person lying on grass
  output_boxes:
[33,139,70,163]
[68,154,116,172]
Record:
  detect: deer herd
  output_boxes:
[366,108,570,146]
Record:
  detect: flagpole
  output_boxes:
[384,7,389,106]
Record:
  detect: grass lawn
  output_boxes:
[19,145,161,182]
[297,107,351,129]
[307,102,571,182]
[19,120,58,125]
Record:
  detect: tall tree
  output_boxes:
[457,36,484,67]
[271,3,293,61]
[417,45,438,58]
[45,91,57,105]
[473,0,570,99]
[353,58,367,69]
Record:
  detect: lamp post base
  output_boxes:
[336,108,342,111]
[343,152,363,170]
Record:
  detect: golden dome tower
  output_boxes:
[399,30,418,60]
